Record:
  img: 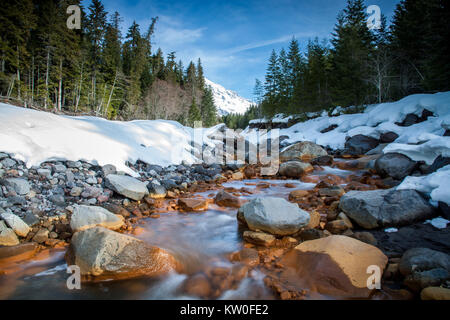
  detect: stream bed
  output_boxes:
[0,166,360,300]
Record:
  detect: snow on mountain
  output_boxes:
[205,78,253,116]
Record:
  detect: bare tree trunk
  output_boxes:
[57,58,63,111]
[7,75,15,98]
[105,70,118,118]
[16,45,21,101]
[31,56,35,107]
[45,48,50,109]
[75,61,84,112]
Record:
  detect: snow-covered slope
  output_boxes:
[205,78,253,116]
[243,92,450,163]
[243,91,450,205]
[0,104,223,176]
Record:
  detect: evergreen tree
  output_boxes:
[196,58,205,91]
[330,0,375,107]
[188,97,201,126]
[86,0,107,110]
[262,50,281,116]
[201,86,217,127]
[303,38,332,110]
[0,0,36,102]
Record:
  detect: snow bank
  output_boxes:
[0,103,220,176]
[397,165,450,206]
[243,92,450,161]
[243,92,450,208]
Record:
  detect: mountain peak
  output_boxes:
[205,78,253,116]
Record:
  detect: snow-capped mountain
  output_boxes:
[205,78,253,116]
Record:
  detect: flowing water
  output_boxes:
[0,165,360,300]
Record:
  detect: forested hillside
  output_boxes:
[0,0,217,125]
[254,0,450,118]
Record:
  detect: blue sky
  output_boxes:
[81,0,399,100]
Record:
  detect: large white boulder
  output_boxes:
[70,205,124,232]
[239,197,310,236]
[66,227,179,279]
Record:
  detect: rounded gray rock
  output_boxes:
[240,197,310,236]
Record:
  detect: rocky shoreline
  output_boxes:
[1,139,449,300]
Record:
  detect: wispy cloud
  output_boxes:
[226,32,316,54]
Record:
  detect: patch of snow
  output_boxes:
[243,91,450,161]
[397,165,450,206]
[205,78,253,116]
[384,228,398,233]
[0,103,224,176]
[424,217,449,229]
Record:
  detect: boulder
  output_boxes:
[311,155,334,166]
[214,190,241,208]
[427,155,450,174]
[66,227,179,279]
[101,164,116,177]
[344,135,380,155]
[399,248,450,277]
[399,247,450,292]
[421,287,450,300]
[318,186,345,197]
[365,143,388,156]
[0,220,20,246]
[439,202,450,220]
[279,141,328,163]
[147,182,167,199]
[0,178,31,195]
[404,268,450,292]
[70,205,124,232]
[375,153,416,180]
[307,211,321,229]
[243,231,276,247]
[102,203,130,218]
[339,189,435,229]
[240,197,310,236]
[398,113,419,127]
[32,228,49,243]
[288,189,309,201]
[380,132,399,143]
[0,212,31,237]
[105,174,148,201]
[279,161,313,178]
[286,235,388,298]
[178,198,208,212]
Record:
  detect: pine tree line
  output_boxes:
[257,0,450,118]
[0,0,218,126]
